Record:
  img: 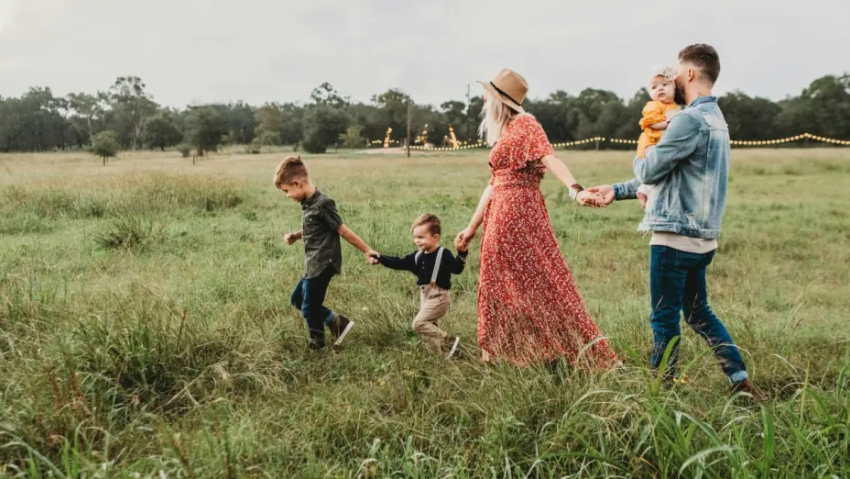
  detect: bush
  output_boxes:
[247,138,263,154]
[339,126,367,149]
[177,144,193,158]
[255,130,281,149]
[94,217,163,251]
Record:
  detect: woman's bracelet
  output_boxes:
[568,184,585,201]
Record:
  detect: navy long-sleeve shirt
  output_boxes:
[378,248,468,290]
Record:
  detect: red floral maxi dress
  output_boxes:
[477,114,619,368]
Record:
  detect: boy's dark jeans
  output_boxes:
[290,266,337,348]
[649,246,748,383]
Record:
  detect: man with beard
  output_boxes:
[589,44,760,398]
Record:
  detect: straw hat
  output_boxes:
[478,69,527,114]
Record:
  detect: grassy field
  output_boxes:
[0,147,848,478]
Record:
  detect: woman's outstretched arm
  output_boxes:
[541,154,606,207]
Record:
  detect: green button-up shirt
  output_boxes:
[301,189,343,279]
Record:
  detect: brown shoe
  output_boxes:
[730,379,766,401]
[329,315,355,347]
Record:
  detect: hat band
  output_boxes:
[490,82,522,106]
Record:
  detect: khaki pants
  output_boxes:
[413,285,451,351]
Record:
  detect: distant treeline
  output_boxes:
[1,74,848,154]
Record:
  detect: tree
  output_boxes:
[310,82,349,109]
[526,91,576,143]
[466,95,484,142]
[592,100,631,145]
[226,101,257,144]
[278,103,305,146]
[349,103,384,143]
[184,105,229,157]
[302,104,350,153]
[441,100,468,140]
[720,91,782,141]
[143,110,183,150]
[609,89,652,149]
[0,97,22,152]
[91,130,120,165]
[67,92,107,145]
[0,87,70,152]
[106,76,158,150]
[776,75,850,140]
[299,84,352,153]
[372,89,412,140]
[254,104,283,146]
[338,125,366,149]
[571,89,624,143]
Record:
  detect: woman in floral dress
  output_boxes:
[455,69,619,368]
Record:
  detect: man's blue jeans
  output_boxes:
[650,246,748,383]
[290,266,337,348]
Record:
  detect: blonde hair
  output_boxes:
[273,155,309,187]
[478,93,517,146]
[647,65,677,92]
[411,213,441,236]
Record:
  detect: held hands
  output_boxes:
[586,184,647,210]
[576,190,607,208]
[585,185,616,206]
[454,227,476,252]
[366,250,380,265]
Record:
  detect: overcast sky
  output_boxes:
[1,0,848,107]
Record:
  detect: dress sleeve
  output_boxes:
[639,101,667,131]
[510,115,554,171]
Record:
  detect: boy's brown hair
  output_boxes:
[411,213,441,236]
[274,155,309,187]
[678,44,720,85]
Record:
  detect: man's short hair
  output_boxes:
[274,156,309,187]
[678,44,720,85]
[411,213,441,236]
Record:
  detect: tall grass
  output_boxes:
[0,149,848,477]
[1,173,243,221]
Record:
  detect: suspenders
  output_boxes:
[415,247,445,287]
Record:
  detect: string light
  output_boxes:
[392,131,850,151]
[729,133,850,146]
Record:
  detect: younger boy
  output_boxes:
[372,214,467,359]
[275,156,379,350]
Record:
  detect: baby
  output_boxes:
[636,65,682,208]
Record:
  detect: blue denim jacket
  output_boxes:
[613,96,729,239]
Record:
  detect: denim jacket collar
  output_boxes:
[688,95,717,108]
